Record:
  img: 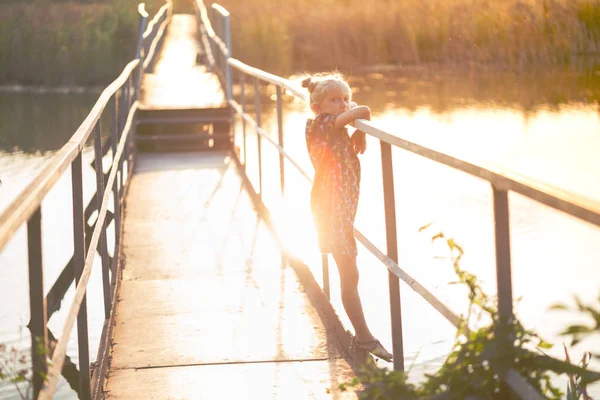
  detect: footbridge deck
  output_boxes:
[104,12,359,399]
[4,1,600,399]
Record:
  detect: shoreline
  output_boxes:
[2,61,600,95]
[0,84,105,95]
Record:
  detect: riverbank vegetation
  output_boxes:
[0,0,164,86]
[2,0,600,86]
[341,229,600,399]
[216,0,600,75]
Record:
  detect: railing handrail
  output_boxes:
[228,96,464,328]
[228,59,307,100]
[0,3,172,398]
[226,56,600,228]
[38,102,139,399]
[0,1,174,253]
[142,2,172,71]
[199,2,600,397]
[353,119,600,227]
[0,59,139,252]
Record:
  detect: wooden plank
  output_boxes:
[105,152,357,399]
[137,106,231,124]
[106,360,357,399]
[140,14,226,110]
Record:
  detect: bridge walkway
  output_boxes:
[103,12,359,399]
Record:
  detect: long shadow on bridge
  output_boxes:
[105,152,358,399]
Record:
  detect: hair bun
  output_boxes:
[302,76,317,93]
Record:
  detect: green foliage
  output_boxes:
[551,293,600,355]
[576,1,600,33]
[564,345,594,400]
[215,0,600,75]
[0,342,31,399]
[1,335,50,399]
[340,362,420,400]
[341,228,600,399]
[0,0,165,86]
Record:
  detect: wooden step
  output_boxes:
[135,132,232,152]
[137,106,231,125]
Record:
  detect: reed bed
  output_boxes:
[214,0,600,74]
[2,0,599,85]
[0,0,164,86]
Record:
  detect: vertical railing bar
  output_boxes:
[131,72,138,169]
[254,77,263,198]
[492,186,513,397]
[71,153,92,399]
[220,14,225,77]
[380,141,405,372]
[134,7,149,103]
[240,74,247,170]
[321,254,330,300]
[27,207,48,398]
[223,12,232,101]
[118,88,125,194]
[94,123,111,318]
[276,85,284,195]
[493,186,513,320]
[124,77,131,180]
[111,96,120,283]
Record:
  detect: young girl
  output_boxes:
[302,72,393,362]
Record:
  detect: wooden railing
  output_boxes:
[0,2,172,399]
[195,2,600,398]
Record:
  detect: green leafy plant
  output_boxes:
[551,293,600,399]
[0,335,49,400]
[551,293,600,354]
[564,345,593,400]
[0,342,31,399]
[342,227,600,399]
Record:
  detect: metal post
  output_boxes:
[134,5,149,103]
[111,96,120,283]
[94,123,111,318]
[380,141,404,372]
[223,12,232,101]
[124,77,131,178]
[493,186,513,320]
[71,154,91,400]
[254,77,263,198]
[240,74,247,169]
[118,88,126,194]
[492,186,513,396]
[276,86,284,195]
[211,7,219,72]
[321,254,330,300]
[27,207,48,397]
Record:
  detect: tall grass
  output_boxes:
[214,0,600,75]
[0,0,165,86]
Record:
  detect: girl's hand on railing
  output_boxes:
[352,129,367,155]
[334,105,371,129]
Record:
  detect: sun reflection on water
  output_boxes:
[234,100,600,386]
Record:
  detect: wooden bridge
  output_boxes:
[2,1,600,399]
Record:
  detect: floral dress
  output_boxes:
[305,113,361,256]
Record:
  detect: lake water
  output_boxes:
[2,67,600,398]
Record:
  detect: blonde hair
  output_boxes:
[301,72,352,108]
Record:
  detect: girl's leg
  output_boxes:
[332,251,375,342]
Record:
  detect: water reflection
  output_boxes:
[235,70,600,392]
[0,92,106,153]
[348,67,600,113]
[2,67,600,396]
[0,91,114,399]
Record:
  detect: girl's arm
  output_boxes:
[334,105,371,129]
